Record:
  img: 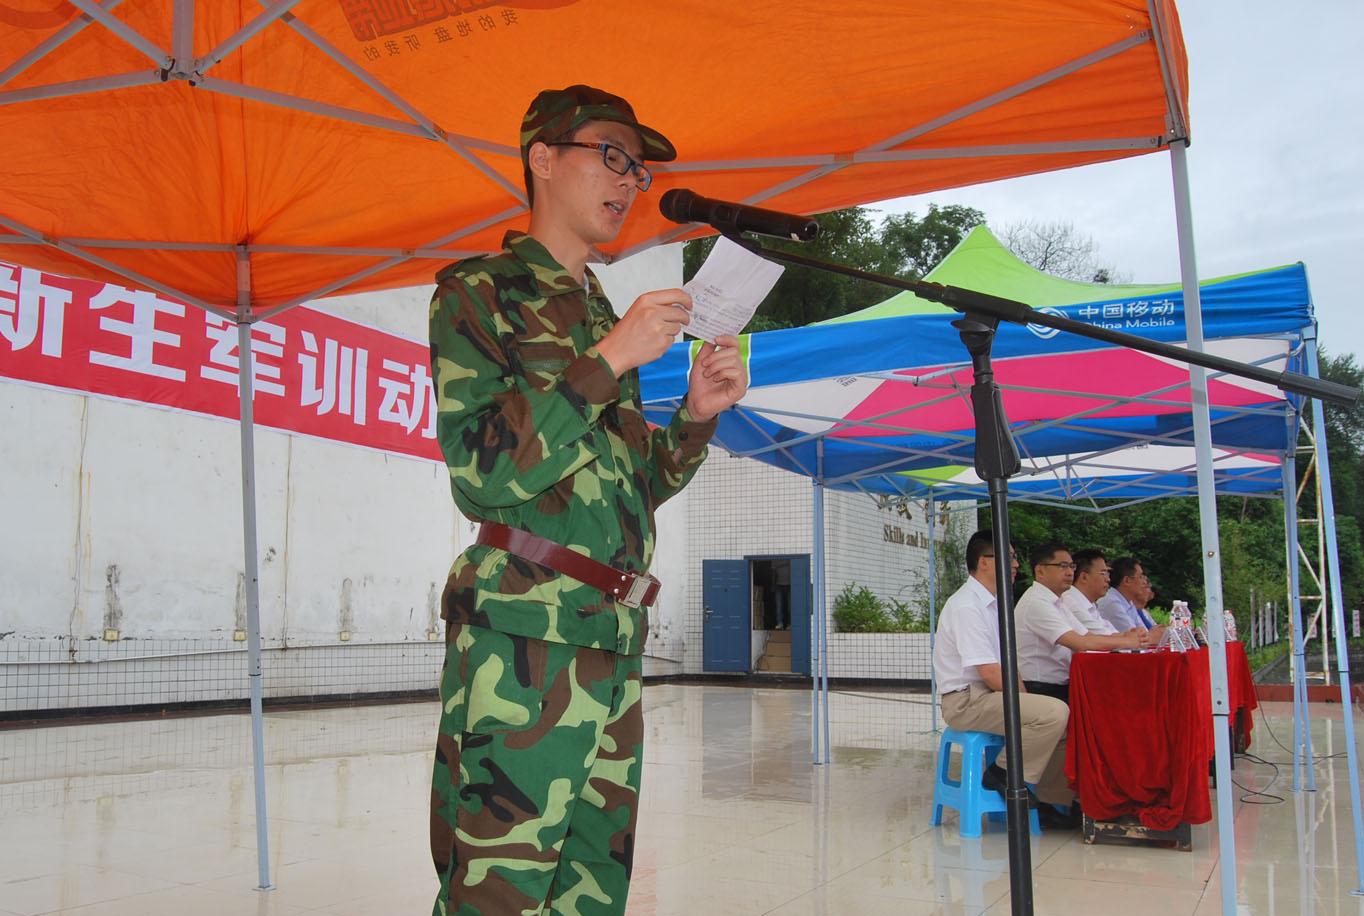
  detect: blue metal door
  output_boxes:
[788,555,812,676]
[703,559,750,672]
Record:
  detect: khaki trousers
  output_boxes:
[940,682,1073,805]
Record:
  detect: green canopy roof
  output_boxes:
[818,225,1281,323]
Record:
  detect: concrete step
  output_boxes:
[757,655,791,673]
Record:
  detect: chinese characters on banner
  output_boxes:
[338,0,528,63]
[1075,297,1179,331]
[0,262,442,463]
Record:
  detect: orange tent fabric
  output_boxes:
[0,1,1187,313]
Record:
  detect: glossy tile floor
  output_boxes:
[1,686,1362,915]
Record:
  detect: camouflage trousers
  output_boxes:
[430,623,643,916]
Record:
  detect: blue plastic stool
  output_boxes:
[930,727,1041,838]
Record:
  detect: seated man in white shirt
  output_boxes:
[1062,549,1152,646]
[1015,543,1143,706]
[933,529,1077,828]
[1097,557,1166,644]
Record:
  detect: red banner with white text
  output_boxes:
[0,262,444,463]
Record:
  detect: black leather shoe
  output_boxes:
[1037,803,1082,830]
[981,764,1040,809]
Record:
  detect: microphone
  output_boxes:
[659,189,821,242]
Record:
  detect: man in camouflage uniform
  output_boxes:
[428,85,748,916]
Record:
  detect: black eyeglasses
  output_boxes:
[547,141,652,191]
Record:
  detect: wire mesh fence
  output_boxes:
[0,634,779,718]
[0,636,447,717]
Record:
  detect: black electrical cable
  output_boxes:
[1254,695,1353,763]
[1231,752,1286,804]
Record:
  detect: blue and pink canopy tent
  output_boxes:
[639,226,1311,506]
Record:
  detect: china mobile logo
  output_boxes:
[339,0,578,41]
[1026,306,1066,339]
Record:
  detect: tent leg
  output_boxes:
[1305,339,1364,894]
[811,476,822,764]
[927,494,938,734]
[1283,450,1314,792]
[813,443,830,765]
[235,251,273,892]
[1170,142,1236,916]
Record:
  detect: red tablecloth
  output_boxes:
[1065,644,1256,831]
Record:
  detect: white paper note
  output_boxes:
[682,235,785,342]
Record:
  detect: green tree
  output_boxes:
[1217,498,1288,630]
[1301,350,1364,608]
[1000,495,1289,631]
[1333,517,1364,611]
[879,204,988,279]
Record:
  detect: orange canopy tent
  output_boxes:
[1,0,1219,908]
[0,0,1187,317]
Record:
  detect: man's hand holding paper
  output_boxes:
[592,234,783,344]
[597,288,693,377]
[686,334,748,421]
[681,235,785,343]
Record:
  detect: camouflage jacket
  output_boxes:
[429,231,717,654]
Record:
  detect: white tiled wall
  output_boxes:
[682,450,940,678]
[825,484,935,612]
[682,452,815,674]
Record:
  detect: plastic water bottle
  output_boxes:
[1168,600,1196,652]
[1170,600,1191,629]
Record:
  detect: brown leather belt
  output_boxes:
[476,521,661,609]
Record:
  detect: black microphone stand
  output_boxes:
[954,309,1036,908]
[721,234,1359,916]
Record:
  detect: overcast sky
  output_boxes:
[872,0,1362,363]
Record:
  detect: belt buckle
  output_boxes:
[621,572,662,607]
[620,573,655,609]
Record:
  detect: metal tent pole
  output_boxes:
[1305,338,1364,894]
[812,444,823,763]
[1315,449,1331,688]
[234,248,273,891]
[811,474,823,764]
[1170,142,1236,915]
[1283,447,1316,792]
[927,493,938,733]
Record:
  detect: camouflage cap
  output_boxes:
[520,84,676,167]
